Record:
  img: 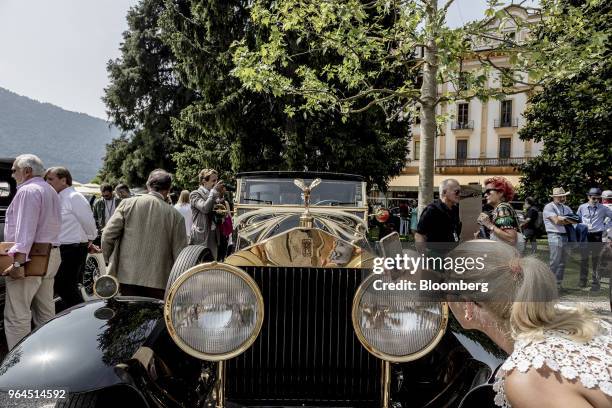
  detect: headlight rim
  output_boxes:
[164,261,264,362]
[351,273,449,363]
[93,274,119,299]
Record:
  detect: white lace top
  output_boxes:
[493,320,612,407]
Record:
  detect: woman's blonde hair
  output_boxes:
[178,190,190,204]
[449,239,600,342]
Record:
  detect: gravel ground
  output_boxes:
[560,293,611,323]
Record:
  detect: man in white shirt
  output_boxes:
[45,167,97,309]
[542,187,578,290]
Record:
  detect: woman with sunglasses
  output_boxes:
[477,176,524,250]
[447,240,611,408]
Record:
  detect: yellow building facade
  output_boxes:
[388,5,542,198]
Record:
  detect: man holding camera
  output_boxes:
[189,169,224,260]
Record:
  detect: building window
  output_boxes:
[414,107,421,124]
[414,141,420,160]
[501,100,513,125]
[499,137,511,159]
[457,103,469,126]
[457,140,468,161]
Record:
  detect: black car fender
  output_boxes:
[0,298,164,405]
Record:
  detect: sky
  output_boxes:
[0,0,538,120]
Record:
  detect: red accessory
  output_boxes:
[221,215,233,238]
[375,208,390,223]
[509,258,522,278]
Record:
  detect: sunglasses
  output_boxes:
[483,188,501,196]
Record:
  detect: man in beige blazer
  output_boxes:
[102,169,187,299]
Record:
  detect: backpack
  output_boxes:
[534,211,544,231]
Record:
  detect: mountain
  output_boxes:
[0,87,119,182]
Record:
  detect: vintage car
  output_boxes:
[0,171,505,407]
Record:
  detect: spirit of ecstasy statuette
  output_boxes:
[294,178,321,227]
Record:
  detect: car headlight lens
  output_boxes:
[352,274,447,362]
[94,275,119,299]
[164,263,264,361]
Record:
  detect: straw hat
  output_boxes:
[550,187,570,197]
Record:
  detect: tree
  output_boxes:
[519,0,612,209]
[99,0,197,186]
[231,0,609,214]
[160,0,410,190]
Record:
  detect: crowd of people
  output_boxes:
[1,156,232,349]
[98,168,234,299]
[411,177,612,292]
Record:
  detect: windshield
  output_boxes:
[238,178,364,207]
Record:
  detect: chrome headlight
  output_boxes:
[352,274,448,362]
[94,275,119,299]
[164,263,264,361]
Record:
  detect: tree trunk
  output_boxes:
[418,0,438,218]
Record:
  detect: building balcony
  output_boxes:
[451,120,474,130]
[435,157,530,168]
[494,118,519,128]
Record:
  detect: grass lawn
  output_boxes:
[530,239,609,301]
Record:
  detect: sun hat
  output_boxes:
[550,187,570,197]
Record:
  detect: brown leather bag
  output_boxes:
[0,242,52,277]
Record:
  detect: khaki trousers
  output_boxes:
[4,247,61,350]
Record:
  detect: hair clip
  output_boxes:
[509,257,522,278]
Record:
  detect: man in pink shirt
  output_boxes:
[2,154,61,349]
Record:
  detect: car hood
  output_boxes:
[0,297,163,393]
[226,226,375,268]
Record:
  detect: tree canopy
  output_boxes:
[160,0,410,189]
[231,0,610,211]
[519,0,611,208]
[100,0,197,186]
[100,0,610,198]
[100,0,411,190]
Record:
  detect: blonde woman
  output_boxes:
[174,190,192,238]
[190,169,222,258]
[448,240,611,408]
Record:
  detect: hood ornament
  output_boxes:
[294,178,321,228]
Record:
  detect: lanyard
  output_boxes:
[587,205,597,221]
[104,199,115,220]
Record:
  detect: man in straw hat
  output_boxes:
[543,187,578,290]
